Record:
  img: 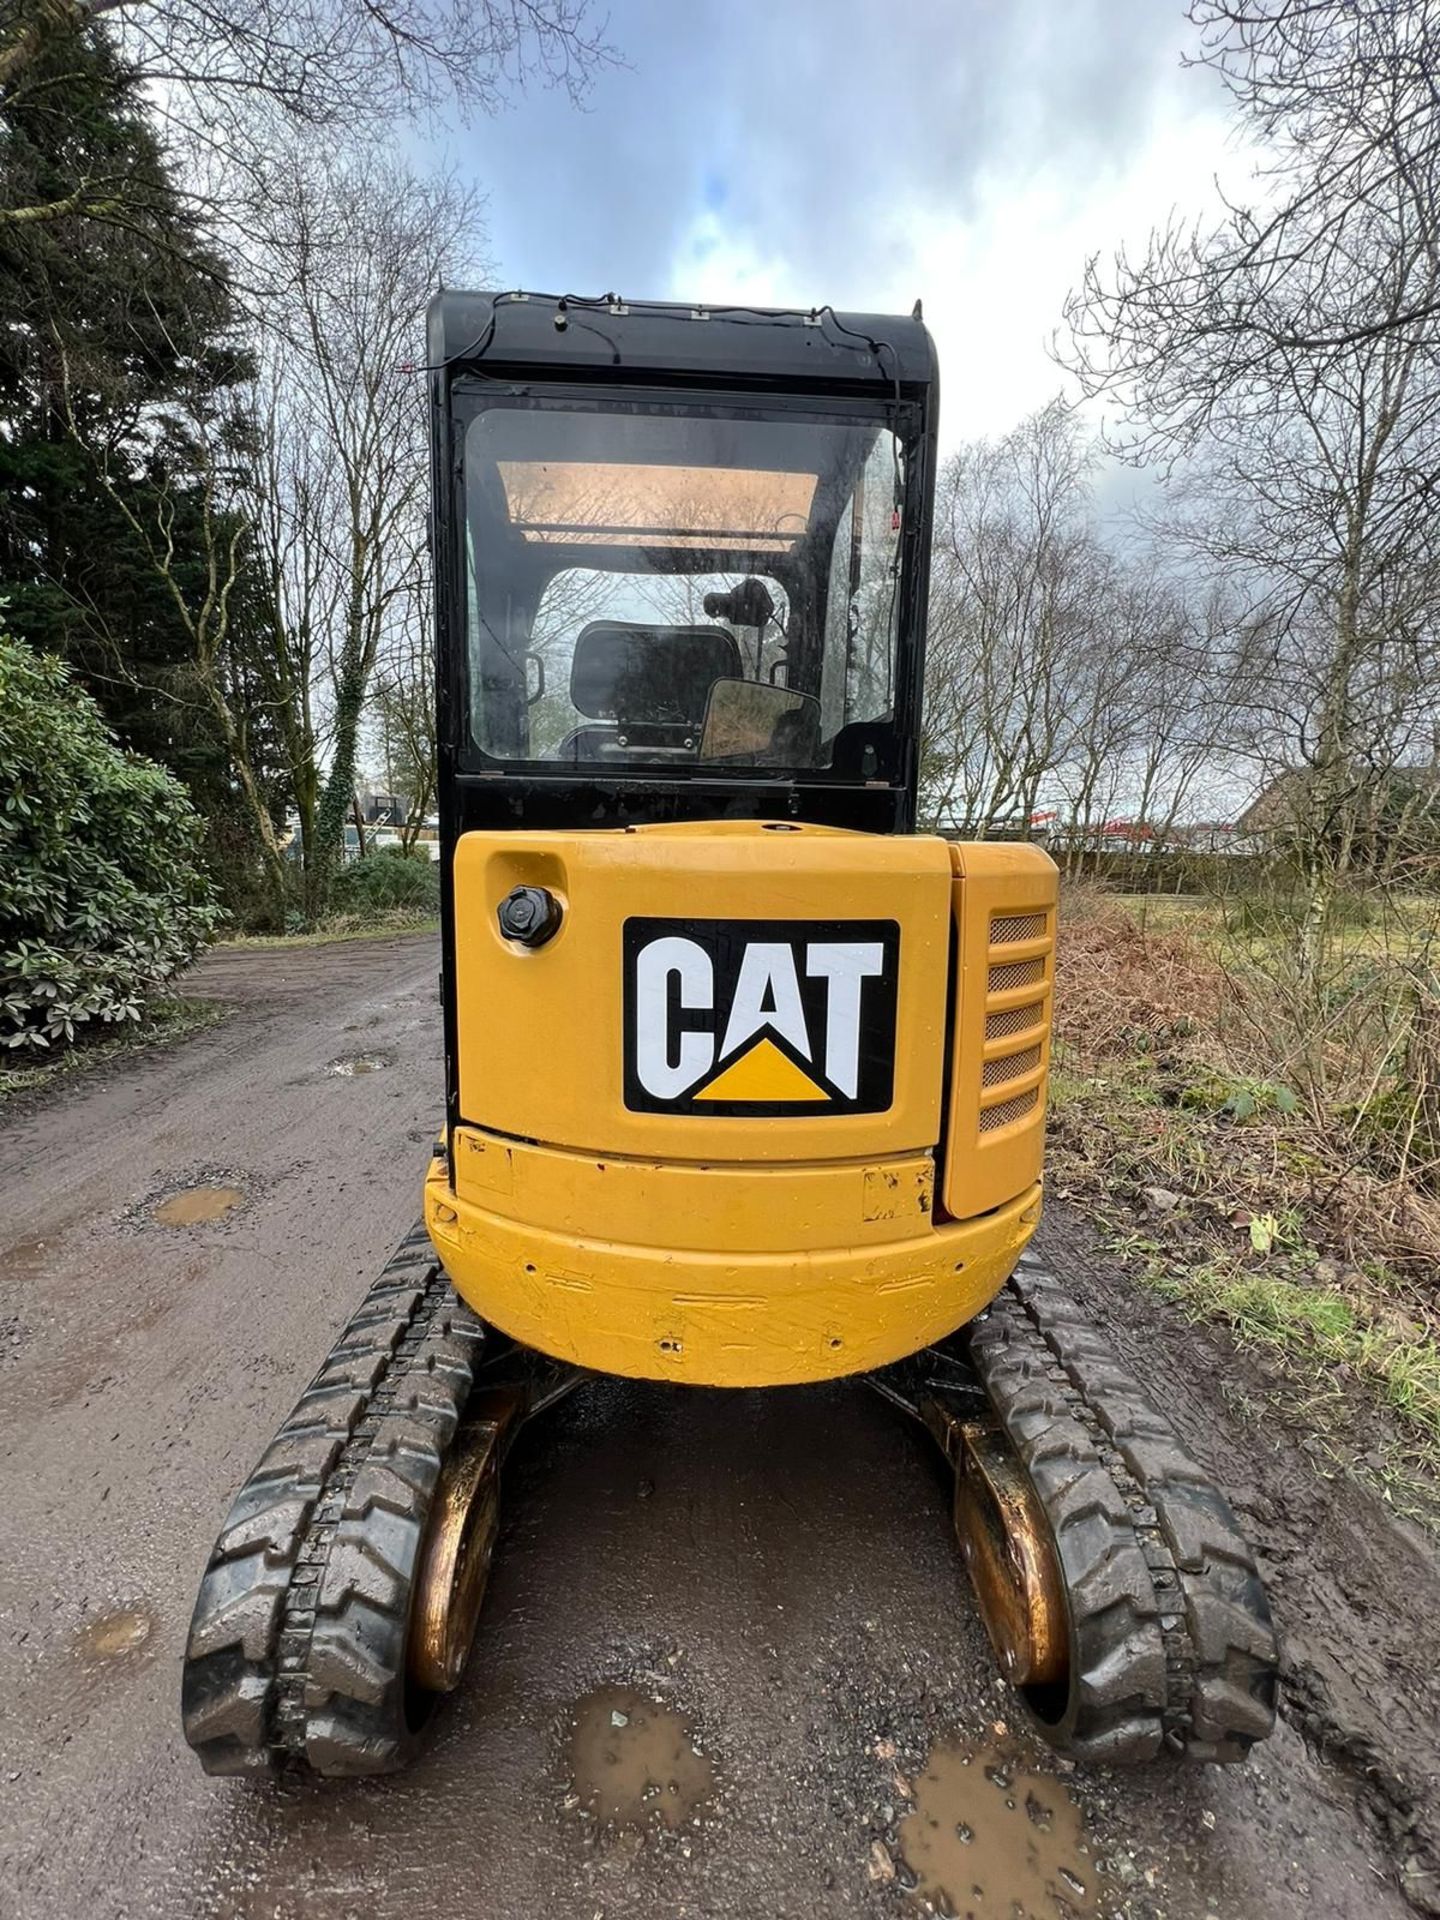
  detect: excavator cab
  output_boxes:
[424,293,1054,1385]
[181,293,1278,1782]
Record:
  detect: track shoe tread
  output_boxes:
[966,1255,1278,1764]
[180,1230,487,1777]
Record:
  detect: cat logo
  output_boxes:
[622,918,900,1115]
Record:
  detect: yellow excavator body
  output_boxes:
[182,295,1278,1785]
[426,822,1056,1384]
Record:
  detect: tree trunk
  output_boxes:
[1298,558,1364,986]
[307,624,369,920]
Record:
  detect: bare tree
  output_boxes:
[1049,561,1203,857]
[1133,239,1440,974]
[370,575,438,850]
[0,0,611,152]
[248,145,484,915]
[1125,575,1241,849]
[0,0,611,267]
[921,403,1251,860]
[1067,0,1440,976]
[923,401,1103,833]
[55,348,293,922]
[246,364,326,877]
[1066,2,1440,435]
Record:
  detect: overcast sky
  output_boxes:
[432,0,1247,446]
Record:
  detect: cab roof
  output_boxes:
[427,290,937,396]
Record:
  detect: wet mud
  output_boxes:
[1041,1211,1440,1917]
[0,933,1435,1920]
[113,1163,259,1235]
[898,1738,1099,1917]
[564,1683,716,1830]
[152,1185,245,1226]
[0,1231,67,1279]
[73,1606,154,1663]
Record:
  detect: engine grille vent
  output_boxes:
[982,1043,1041,1088]
[978,1088,1039,1132]
[987,956,1045,995]
[985,1000,1043,1042]
[989,912,1049,946]
[976,902,1052,1135]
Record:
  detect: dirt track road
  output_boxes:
[2,934,1437,1920]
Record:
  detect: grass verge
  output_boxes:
[219,913,440,950]
[1050,890,1440,1526]
[0,995,229,1110]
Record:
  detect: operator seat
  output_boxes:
[555,621,742,760]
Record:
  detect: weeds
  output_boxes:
[1051,884,1440,1510]
[220,914,439,950]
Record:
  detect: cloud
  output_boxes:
[441,0,1251,442]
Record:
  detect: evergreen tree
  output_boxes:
[0,20,285,884]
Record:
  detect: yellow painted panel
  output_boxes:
[452,820,954,1163]
[943,842,1058,1220]
[450,1124,936,1253]
[428,1147,1041,1386]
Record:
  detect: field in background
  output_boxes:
[1049,883,1440,1521]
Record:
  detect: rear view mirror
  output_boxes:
[699,679,821,767]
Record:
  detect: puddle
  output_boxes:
[564,1684,715,1831]
[327,1054,389,1077]
[0,1233,63,1279]
[152,1185,244,1226]
[897,1739,1100,1917]
[75,1607,153,1662]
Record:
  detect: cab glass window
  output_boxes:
[461,397,905,778]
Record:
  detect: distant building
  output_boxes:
[1169,822,1245,854]
[359,789,406,828]
[1238,764,1440,858]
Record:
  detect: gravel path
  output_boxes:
[0,932,1432,1920]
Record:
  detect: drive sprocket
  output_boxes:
[181,1223,577,1777]
[872,1249,1279,1763]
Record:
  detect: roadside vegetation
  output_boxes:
[221,847,441,947]
[908,3,1440,1519]
[0,0,604,1079]
[1,634,220,1058]
[1049,881,1440,1519]
[0,0,609,940]
[0,995,226,1107]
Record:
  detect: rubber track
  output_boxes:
[966,1251,1278,1763]
[181,1225,486,1777]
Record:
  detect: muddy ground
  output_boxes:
[1,933,1437,1920]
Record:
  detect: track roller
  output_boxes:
[870,1250,1279,1764]
[181,1225,580,1778]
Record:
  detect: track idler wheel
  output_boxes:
[409,1397,516,1694]
[952,1419,1067,1691]
[868,1252,1279,1765]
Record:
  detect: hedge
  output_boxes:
[0,633,219,1051]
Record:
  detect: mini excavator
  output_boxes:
[182,293,1278,1776]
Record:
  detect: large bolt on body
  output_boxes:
[497,885,562,947]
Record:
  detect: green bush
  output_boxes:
[326,845,440,920]
[0,635,220,1051]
